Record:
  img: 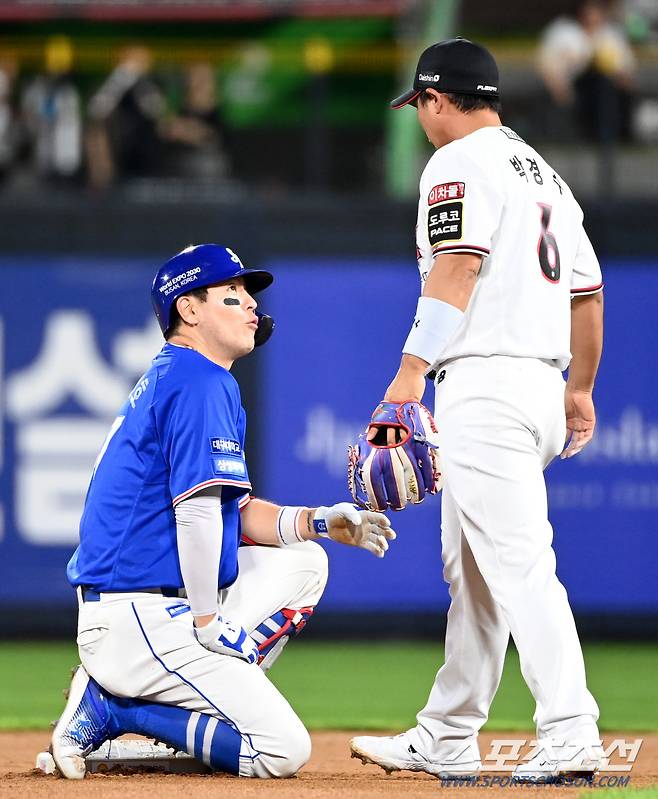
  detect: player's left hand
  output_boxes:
[314,503,396,558]
[561,388,596,459]
[348,401,442,511]
[194,614,259,664]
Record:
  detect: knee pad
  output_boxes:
[253,607,314,671]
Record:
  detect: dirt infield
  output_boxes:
[1,731,656,799]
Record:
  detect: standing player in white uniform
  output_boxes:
[51,244,395,780]
[350,39,604,782]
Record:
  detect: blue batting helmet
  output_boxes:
[151,244,273,337]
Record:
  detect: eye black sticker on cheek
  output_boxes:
[223,298,240,306]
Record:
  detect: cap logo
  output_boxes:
[477,84,497,92]
[419,73,440,83]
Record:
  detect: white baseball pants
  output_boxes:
[410,355,599,762]
[75,541,328,777]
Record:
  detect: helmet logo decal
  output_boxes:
[158,266,202,296]
[225,248,242,266]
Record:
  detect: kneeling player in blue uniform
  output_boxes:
[52,244,395,779]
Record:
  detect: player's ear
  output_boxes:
[175,295,198,327]
[419,88,443,116]
[430,89,448,114]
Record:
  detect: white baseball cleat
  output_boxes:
[350,733,480,779]
[512,741,604,783]
[51,665,114,779]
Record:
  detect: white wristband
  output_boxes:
[276,506,306,546]
[402,296,464,368]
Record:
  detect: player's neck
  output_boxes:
[167,332,234,371]
[441,110,501,147]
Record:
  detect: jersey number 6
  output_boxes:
[537,203,560,283]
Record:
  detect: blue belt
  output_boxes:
[80,586,183,602]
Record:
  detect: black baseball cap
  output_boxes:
[391,38,499,109]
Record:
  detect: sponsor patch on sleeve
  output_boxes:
[209,437,243,457]
[427,201,463,247]
[211,457,247,477]
[428,182,465,204]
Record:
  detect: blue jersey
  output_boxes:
[67,344,251,592]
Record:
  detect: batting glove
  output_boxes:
[194,614,258,664]
[314,503,396,558]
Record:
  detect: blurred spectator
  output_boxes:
[0,56,18,184]
[161,62,229,181]
[537,0,636,142]
[624,0,658,42]
[21,36,82,183]
[224,43,273,112]
[86,46,166,189]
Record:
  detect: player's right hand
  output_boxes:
[315,503,396,558]
[194,614,258,664]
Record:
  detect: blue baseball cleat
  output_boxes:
[51,665,116,779]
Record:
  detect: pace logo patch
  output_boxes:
[209,437,242,456]
[212,457,246,477]
[427,201,463,246]
[428,182,464,204]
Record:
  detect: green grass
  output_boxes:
[1,641,656,731]
[268,641,658,731]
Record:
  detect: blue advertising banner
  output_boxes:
[0,256,656,614]
[0,258,164,605]
[261,258,658,613]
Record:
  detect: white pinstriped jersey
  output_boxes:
[415,126,603,371]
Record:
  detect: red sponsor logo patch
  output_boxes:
[428,182,465,205]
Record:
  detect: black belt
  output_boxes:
[80,586,183,602]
